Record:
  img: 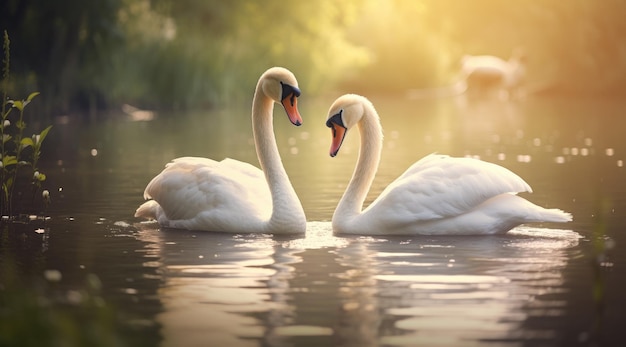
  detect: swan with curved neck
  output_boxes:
[135,67,306,234]
[325,94,571,235]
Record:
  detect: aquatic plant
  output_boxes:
[1,30,52,217]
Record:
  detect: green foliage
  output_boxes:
[106,0,369,108]
[1,0,371,111]
[0,31,52,217]
[2,1,626,113]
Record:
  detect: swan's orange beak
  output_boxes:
[329,123,347,157]
[281,82,302,126]
[281,94,302,126]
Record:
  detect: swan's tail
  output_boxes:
[531,208,573,223]
[135,200,160,220]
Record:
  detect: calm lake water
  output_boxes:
[2,94,626,346]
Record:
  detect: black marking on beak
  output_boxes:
[281,82,301,106]
[326,110,345,130]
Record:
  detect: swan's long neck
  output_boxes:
[333,106,382,225]
[252,84,305,232]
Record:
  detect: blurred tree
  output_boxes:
[214,0,370,101]
[102,0,370,109]
[3,0,370,113]
[1,0,125,115]
[340,0,453,93]
[3,0,626,115]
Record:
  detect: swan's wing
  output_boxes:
[160,157,265,183]
[143,157,271,221]
[364,154,532,222]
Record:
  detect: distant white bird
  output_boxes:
[460,50,526,98]
[135,67,306,234]
[122,104,155,121]
[325,94,572,235]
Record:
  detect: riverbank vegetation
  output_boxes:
[2,0,625,117]
[1,31,52,217]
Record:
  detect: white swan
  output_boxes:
[135,67,306,234]
[460,49,526,98]
[325,94,572,235]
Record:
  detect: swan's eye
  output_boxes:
[280,82,301,106]
[326,110,345,128]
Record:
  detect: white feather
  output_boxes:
[135,68,306,234]
[327,94,572,235]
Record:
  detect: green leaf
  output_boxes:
[2,134,11,143]
[36,125,52,145]
[20,137,34,148]
[12,100,23,112]
[3,183,9,202]
[26,92,40,103]
[2,155,17,167]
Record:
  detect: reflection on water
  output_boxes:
[3,96,626,346]
[132,222,584,346]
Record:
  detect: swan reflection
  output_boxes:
[135,227,302,347]
[134,223,581,346]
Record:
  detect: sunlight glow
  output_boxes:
[516,154,532,163]
[375,274,509,284]
[274,325,333,337]
[285,221,348,250]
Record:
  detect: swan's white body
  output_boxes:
[135,67,306,234]
[325,94,572,235]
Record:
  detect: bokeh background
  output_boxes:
[2,0,625,116]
